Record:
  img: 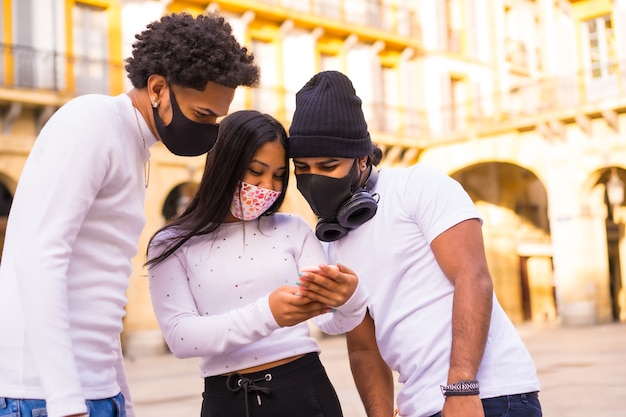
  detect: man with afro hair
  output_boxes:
[0,11,259,417]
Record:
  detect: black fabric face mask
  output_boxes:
[297,162,379,242]
[296,161,359,220]
[152,87,219,156]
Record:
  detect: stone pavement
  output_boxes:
[124,322,626,417]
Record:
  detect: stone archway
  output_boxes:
[162,182,199,222]
[451,162,556,323]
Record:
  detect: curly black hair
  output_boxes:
[125,12,260,90]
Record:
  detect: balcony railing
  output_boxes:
[249,0,421,39]
[433,60,626,141]
[3,42,625,146]
[0,43,121,96]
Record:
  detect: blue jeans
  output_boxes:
[482,392,542,417]
[429,392,542,417]
[0,392,126,417]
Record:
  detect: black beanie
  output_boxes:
[289,71,373,158]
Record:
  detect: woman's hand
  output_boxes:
[297,263,359,308]
[268,286,330,327]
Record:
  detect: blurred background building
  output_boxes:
[1,0,626,355]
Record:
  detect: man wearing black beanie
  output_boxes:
[288,70,542,417]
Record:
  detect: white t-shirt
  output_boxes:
[327,163,541,417]
[0,94,156,417]
[148,213,368,377]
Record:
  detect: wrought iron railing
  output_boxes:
[2,42,625,143]
[252,0,421,38]
[430,60,626,141]
[0,43,122,95]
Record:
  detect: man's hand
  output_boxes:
[441,395,484,417]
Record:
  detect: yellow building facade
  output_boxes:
[1,0,625,355]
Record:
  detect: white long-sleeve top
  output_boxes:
[147,213,368,377]
[0,93,156,417]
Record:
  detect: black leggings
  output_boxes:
[201,353,343,417]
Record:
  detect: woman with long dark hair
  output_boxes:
[146,110,368,417]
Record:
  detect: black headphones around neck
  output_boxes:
[315,167,379,242]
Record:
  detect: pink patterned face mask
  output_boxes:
[230,181,282,221]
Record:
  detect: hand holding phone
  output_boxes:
[297,263,358,308]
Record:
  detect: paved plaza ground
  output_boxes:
[125,322,626,417]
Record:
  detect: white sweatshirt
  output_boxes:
[0,94,156,417]
[148,214,368,377]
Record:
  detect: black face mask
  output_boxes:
[296,162,378,242]
[296,162,359,220]
[152,87,219,156]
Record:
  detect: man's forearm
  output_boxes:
[448,274,493,383]
[349,349,395,417]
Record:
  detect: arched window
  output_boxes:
[161,182,198,222]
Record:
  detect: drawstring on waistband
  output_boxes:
[226,372,273,417]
